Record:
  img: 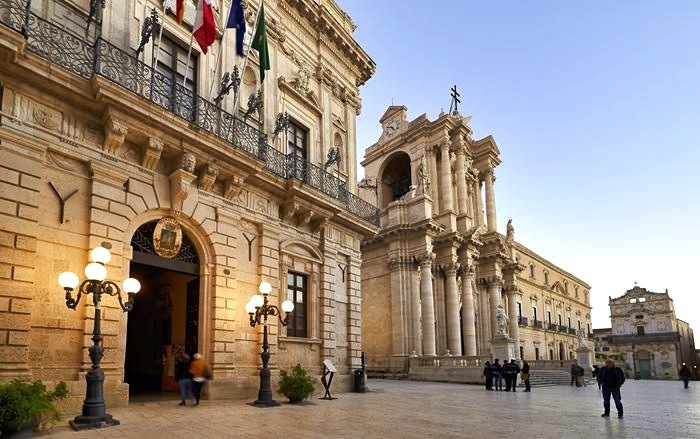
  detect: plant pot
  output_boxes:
[0,417,40,437]
[285,393,306,403]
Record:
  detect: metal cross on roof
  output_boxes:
[449,85,461,115]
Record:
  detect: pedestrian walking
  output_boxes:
[175,351,193,406]
[592,365,601,390]
[570,363,577,386]
[483,361,493,390]
[679,363,691,389]
[491,359,503,391]
[189,353,210,406]
[521,360,531,392]
[597,359,625,419]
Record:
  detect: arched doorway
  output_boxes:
[379,152,412,209]
[124,220,201,398]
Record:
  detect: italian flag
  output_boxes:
[193,0,216,54]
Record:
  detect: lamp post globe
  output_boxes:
[246,280,294,407]
[58,245,140,430]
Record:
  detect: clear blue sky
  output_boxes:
[337,0,700,343]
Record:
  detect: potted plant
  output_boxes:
[0,379,68,436]
[277,364,315,403]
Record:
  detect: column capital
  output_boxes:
[480,167,495,182]
[478,275,502,287]
[416,252,435,268]
[387,255,415,270]
[442,262,460,276]
[503,284,522,296]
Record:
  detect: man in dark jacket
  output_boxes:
[503,359,521,392]
[483,361,493,390]
[597,359,625,418]
[679,363,692,388]
[491,359,503,391]
[521,360,531,392]
[175,352,193,406]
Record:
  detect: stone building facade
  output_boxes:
[359,106,592,375]
[0,0,377,409]
[594,286,698,379]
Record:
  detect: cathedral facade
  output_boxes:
[0,0,376,409]
[359,105,593,375]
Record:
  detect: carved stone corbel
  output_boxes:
[281,201,299,222]
[310,216,329,234]
[169,151,197,215]
[298,210,313,227]
[142,137,163,170]
[199,163,219,192]
[224,174,245,200]
[103,118,128,156]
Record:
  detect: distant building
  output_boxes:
[594,286,698,379]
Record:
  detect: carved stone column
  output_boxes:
[443,262,461,356]
[439,141,453,213]
[453,143,468,216]
[483,276,503,340]
[459,265,477,356]
[505,285,522,359]
[475,180,484,226]
[427,146,439,205]
[418,253,437,356]
[388,256,407,356]
[483,168,497,232]
[410,263,422,355]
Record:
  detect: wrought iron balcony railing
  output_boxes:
[531,319,543,329]
[0,0,380,226]
[518,316,528,327]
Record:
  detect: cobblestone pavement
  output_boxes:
[37,379,699,439]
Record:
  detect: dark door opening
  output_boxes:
[124,221,200,399]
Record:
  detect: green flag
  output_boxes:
[251,3,270,81]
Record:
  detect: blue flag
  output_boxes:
[226,0,246,57]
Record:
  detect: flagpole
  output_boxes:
[183,32,194,87]
[152,3,166,72]
[208,1,234,100]
[232,0,264,118]
[141,0,149,63]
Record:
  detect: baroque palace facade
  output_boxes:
[593,286,697,379]
[359,106,593,375]
[0,0,378,409]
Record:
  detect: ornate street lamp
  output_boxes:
[245,281,294,407]
[57,245,141,430]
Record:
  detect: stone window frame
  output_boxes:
[279,240,323,341]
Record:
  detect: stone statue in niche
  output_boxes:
[417,154,431,194]
[496,304,507,335]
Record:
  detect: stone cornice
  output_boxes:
[283,0,375,86]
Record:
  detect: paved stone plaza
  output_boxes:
[38,379,699,439]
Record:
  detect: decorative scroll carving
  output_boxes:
[224,174,245,200]
[143,137,164,170]
[103,118,128,156]
[169,169,197,215]
[199,163,220,192]
[478,275,503,287]
[387,255,416,270]
[33,106,60,130]
[45,151,89,176]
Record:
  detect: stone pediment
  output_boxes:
[551,280,567,295]
[278,76,323,115]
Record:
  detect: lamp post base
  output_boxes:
[69,414,120,431]
[250,399,281,408]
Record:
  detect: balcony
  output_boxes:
[547,323,557,331]
[0,2,380,226]
[518,316,528,327]
[611,332,680,344]
[531,319,543,329]
[568,328,577,335]
[557,325,567,333]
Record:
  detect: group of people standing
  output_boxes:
[482,359,531,392]
[174,352,210,406]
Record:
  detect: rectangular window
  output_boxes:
[531,307,537,322]
[637,326,645,335]
[155,35,197,120]
[517,302,522,318]
[286,271,307,338]
[547,311,552,325]
[558,314,562,326]
[535,347,540,360]
[287,121,308,180]
[567,317,571,328]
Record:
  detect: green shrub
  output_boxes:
[0,380,68,433]
[277,364,315,402]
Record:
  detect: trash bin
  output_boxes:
[354,368,366,393]
[634,371,641,380]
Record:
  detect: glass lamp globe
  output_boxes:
[250,294,264,308]
[85,262,107,281]
[58,271,80,289]
[122,278,141,294]
[90,246,112,264]
[245,301,257,314]
[281,300,294,313]
[258,281,272,295]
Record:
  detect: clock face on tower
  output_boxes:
[384,118,400,136]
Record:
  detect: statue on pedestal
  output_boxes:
[496,304,507,335]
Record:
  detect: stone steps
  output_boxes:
[526,369,596,387]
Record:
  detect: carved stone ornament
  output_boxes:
[33,106,60,130]
[199,162,220,192]
[153,216,183,259]
[181,151,196,173]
